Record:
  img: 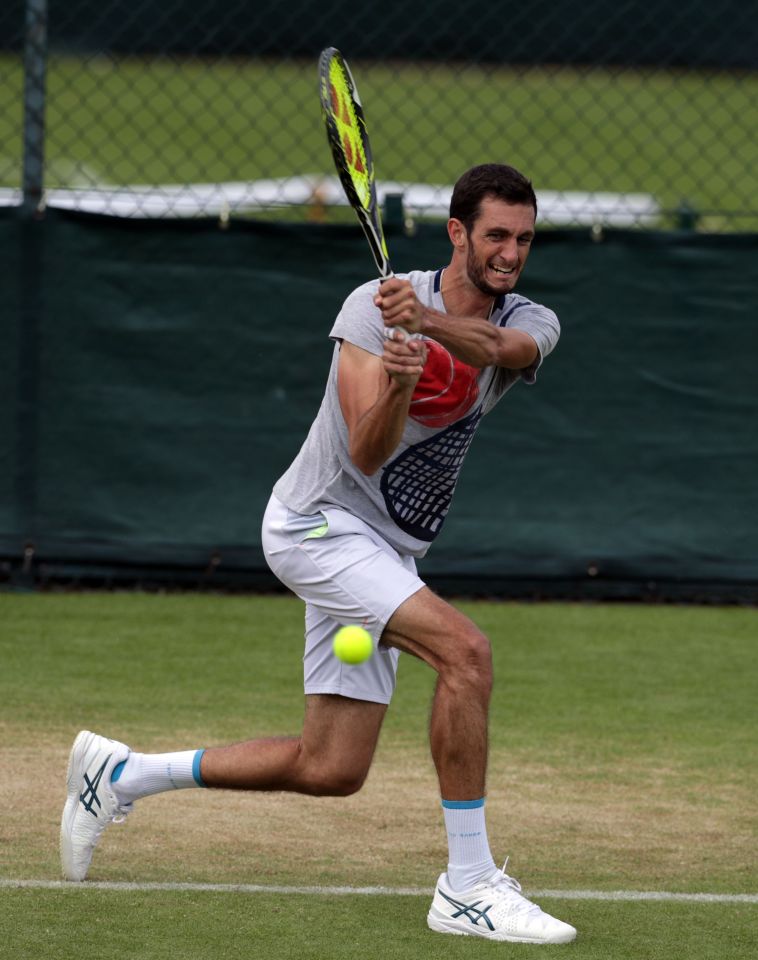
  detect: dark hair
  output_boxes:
[450,163,537,231]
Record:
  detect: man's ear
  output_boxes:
[447,218,467,250]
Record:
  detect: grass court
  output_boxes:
[1,591,756,958]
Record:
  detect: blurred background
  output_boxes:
[3,0,758,227]
[1,0,757,599]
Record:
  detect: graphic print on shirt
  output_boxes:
[380,409,483,541]
[409,340,480,428]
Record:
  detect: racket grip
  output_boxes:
[384,325,421,342]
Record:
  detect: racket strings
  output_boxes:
[327,61,371,209]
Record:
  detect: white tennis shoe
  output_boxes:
[60,730,133,881]
[427,861,577,944]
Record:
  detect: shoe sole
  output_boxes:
[60,730,123,882]
[60,730,95,881]
[428,910,577,945]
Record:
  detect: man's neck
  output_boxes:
[440,266,495,320]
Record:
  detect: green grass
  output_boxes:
[1,890,756,960]
[1,56,757,228]
[0,592,756,958]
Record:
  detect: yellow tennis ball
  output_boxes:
[333,625,373,664]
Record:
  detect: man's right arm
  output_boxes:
[337,335,427,476]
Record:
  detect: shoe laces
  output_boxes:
[490,858,542,919]
[110,799,133,825]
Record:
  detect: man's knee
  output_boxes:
[299,758,369,797]
[296,695,385,796]
[385,588,492,693]
[442,626,493,695]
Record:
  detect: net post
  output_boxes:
[383,192,405,229]
[674,200,700,231]
[21,0,48,217]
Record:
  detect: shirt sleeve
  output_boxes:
[329,280,385,357]
[502,301,561,384]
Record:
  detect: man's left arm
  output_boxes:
[375,278,538,370]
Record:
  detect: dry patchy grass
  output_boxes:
[2,734,755,894]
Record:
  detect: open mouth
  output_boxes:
[489,263,516,277]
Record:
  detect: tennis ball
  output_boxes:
[333,625,373,664]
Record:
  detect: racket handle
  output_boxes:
[384,325,421,342]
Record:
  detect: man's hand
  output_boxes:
[382,329,427,388]
[338,336,427,477]
[374,277,426,336]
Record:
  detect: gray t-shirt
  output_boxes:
[273,268,560,558]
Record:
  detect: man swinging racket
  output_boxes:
[61,163,577,945]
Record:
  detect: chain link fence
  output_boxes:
[2,0,757,229]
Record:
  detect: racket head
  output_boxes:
[318,47,392,279]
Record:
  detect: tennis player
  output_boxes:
[61,163,577,945]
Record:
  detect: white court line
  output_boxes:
[1,878,756,904]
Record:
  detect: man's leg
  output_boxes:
[61,695,386,881]
[196,694,386,796]
[382,587,577,945]
[111,694,386,803]
[382,586,492,802]
[382,586,496,889]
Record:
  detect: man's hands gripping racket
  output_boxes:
[318,47,422,350]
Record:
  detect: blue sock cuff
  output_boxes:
[441,797,485,810]
[111,759,127,783]
[192,749,207,787]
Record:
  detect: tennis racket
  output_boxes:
[318,46,393,281]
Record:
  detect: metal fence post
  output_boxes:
[13,0,49,585]
[22,0,48,216]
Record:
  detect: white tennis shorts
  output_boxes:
[261,493,425,704]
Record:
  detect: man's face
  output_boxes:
[462,197,536,297]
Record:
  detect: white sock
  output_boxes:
[442,798,497,891]
[111,749,205,804]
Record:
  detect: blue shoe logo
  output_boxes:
[439,888,495,931]
[79,755,111,817]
